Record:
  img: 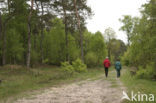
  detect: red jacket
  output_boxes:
[103,59,111,68]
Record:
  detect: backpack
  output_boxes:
[115,61,121,70]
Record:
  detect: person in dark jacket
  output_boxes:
[103,57,111,77]
[115,59,122,78]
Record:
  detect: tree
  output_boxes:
[53,0,71,61]
[73,0,84,62]
[84,30,107,67]
[104,27,116,42]
[0,12,1,65]
[121,0,156,79]
[36,0,51,63]
[0,0,93,67]
[108,39,126,61]
[0,0,15,65]
[43,18,66,65]
[53,0,92,62]
[26,0,34,68]
[119,15,137,46]
[104,27,116,59]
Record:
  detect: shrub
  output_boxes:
[61,59,87,75]
[136,62,156,79]
[121,51,130,66]
[43,59,49,64]
[72,59,87,73]
[61,62,74,76]
[85,52,98,67]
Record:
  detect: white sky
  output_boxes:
[86,0,148,43]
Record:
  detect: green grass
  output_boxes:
[121,67,156,103]
[0,66,104,102]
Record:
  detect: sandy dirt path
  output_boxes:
[15,70,126,103]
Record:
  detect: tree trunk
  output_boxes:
[26,0,34,68]
[27,21,31,68]
[74,0,84,62]
[127,36,130,46]
[35,0,39,11]
[1,16,13,66]
[0,12,2,41]
[7,0,10,13]
[2,26,6,65]
[40,1,44,63]
[62,0,69,61]
[1,0,11,66]
[34,0,38,50]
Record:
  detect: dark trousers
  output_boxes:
[104,67,108,77]
[116,70,120,78]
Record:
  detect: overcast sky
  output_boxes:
[86,0,148,43]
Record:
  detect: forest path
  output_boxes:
[15,70,126,103]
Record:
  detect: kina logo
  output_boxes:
[121,91,155,102]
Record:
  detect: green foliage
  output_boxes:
[0,16,108,66]
[42,18,66,65]
[83,30,107,67]
[121,0,156,79]
[43,59,49,64]
[0,0,93,66]
[61,59,87,75]
[6,29,24,63]
[108,39,127,61]
[72,58,87,73]
[136,62,156,79]
[119,15,138,45]
[68,34,80,61]
[121,68,156,103]
[85,52,98,67]
[121,49,130,66]
[61,62,75,75]
[104,28,126,62]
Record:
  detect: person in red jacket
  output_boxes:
[103,57,111,77]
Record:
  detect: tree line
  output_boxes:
[0,0,127,68]
[120,0,156,79]
[0,0,91,68]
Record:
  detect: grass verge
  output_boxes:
[121,67,156,103]
[0,66,104,102]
